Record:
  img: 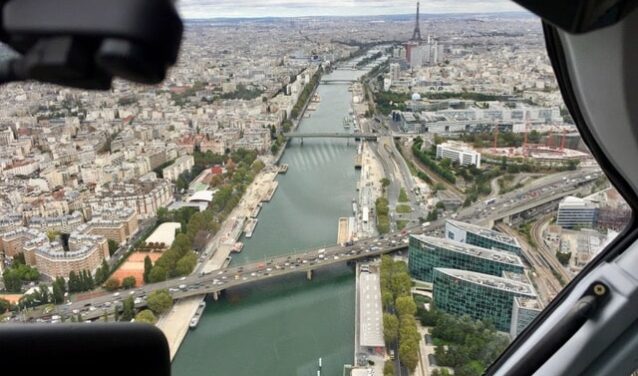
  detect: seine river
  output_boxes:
[173,67,366,376]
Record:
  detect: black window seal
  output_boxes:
[486,20,638,375]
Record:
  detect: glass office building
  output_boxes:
[510,296,542,339]
[433,268,537,332]
[445,219,522,256]
[408,235,525,282]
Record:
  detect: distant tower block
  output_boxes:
[412,2,422,41]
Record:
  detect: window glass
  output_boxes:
[0,2,631,376]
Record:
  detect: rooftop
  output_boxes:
[446,219,520,248]
[145,222,181,247]
[502,271,531,283]
[359,270,385,348]
[412,234,523,267]
[438,140,477,153]
[514,296,542,311]
[559,196,598,209]
[187,190,215,203]
[434,268,536,296]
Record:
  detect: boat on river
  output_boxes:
[189,301,207,329]
[244,218,258,238]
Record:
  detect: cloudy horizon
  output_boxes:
[178,0,525,19]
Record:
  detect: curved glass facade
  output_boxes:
[408,235,525,282]
[433,268,536,332]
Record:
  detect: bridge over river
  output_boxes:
[36,169,600,321]
[283,132,378,141]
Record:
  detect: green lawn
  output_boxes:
[398,188,409,203]
[396,204,412,213]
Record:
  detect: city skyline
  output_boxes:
[178,0,525,19]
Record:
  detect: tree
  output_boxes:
[399,339,419,372]
[68,270,80,292]
[0,298,11,314]
[52,279,65,304]
[175,251,197,276]
[103,277,120,291]
[396,296,417,317]
[390,272,412,299]
[147,289,173,315]
[135,309,157,324]
[121,296,135,322]
[556,251,571,265]
[95,259,110,285]
[82,270,95,290]
[382,290,394,310]
[156,207,170,223]
[143,256,153,284]
[172,233,192,255]
[400,315,421,344]
[383,313,399,344]
[383,361,395,376]
[149,266,168,283]
[107,239,119,256]
[2,269,22,293]
[122,276,136,290]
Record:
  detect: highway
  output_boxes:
[22,168,601,322]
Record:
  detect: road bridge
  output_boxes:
[284,132,378,142]
[320,80,355,85]
[33,169,601,321]
[58,239,417,321]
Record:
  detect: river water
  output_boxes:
[173,68,366,376]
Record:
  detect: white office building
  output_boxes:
[436,141,481,168]
[556,196,598,228]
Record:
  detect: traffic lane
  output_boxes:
[72,243,415,320]
[50,174,593,314]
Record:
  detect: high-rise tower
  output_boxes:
[411,2,422,41]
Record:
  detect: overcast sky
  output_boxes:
[178,0,525,19]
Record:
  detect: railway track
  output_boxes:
[495,222,562,304]
[397,141,465,200]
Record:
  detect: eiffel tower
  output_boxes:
[411,2,422,41]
